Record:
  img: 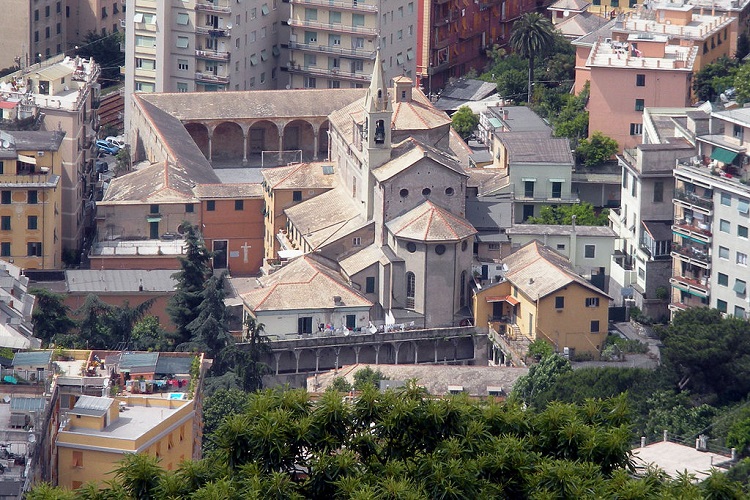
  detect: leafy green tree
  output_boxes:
[736,33,750,61]
[130,315,171,351]
[329,376,353,392]
[576,132,618,167]
[183,274,231,360]
[509,12,556,102]
[734,62,750,104]
[528,339,554,361]
[168,223,212,347]
[693,56,739,102]
[527,202,609,226]
[75,294,114,349]
[235,317,270,392]
[30,288,76,346]
[108,299,156,347]
[112,453,163,500]
[512,353,572,406]
[202,388,250,453]
[352,366,388,391]
[76,31,125,88]
[450,106,479,140]
[114,148,130,177]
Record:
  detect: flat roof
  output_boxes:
[65,269,178,293]
[633,441,730,480]
[63,401,188,440]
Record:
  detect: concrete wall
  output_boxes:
[96,203,200,241]
[64,292,176,332]
[255,306,372,336]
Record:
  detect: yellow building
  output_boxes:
[474,240,611,359]
[0,130,64,269]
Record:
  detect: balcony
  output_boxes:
[670,273,709,298]
[289,0,378,12]
[195,2,231,14]
[672,219,712,244]
[194,72,230,84]
[195,49,230,61]
[287,19,378,36]
[287,64,370,82]
[286,41,375,59]
[673,188,713,213]
[671,243,710,268]
[195,26,231,37]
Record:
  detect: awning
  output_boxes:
[711,147,738,164]
[734,280,746,295]
[486,295,520,306]
[17,154,36,165]
[674,285,707,298]
[146,216,161,223]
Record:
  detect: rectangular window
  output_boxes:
[585,297,600,307]
[1,191,10,205]
[27,242,42,257]
[720,219,730,233]
[136,58,156,70]
[352,237,361,246]
[555,296,564,309]
[0,243,9,257]
[524,181,534,198]
[72,451,83,468]
[297,316,313,334]
[590,320,600,333]
[635,99,644,111]
[352,14,365,26]
[557,244,565,250]
[584,245,595,258]
[738,252,748,266]
[739,225,748,239]
[304,8,317,20]
[718,273,729,286]
[622,170,628,189]
[177,82,188,92]
[178,59,188,71]
[630,123,643,135]
[551,181,562,198]
[176,12,189,25]
[653,181,663,202]
[721,192,731,206]
[735,306,746,319]
[329,11,341,23]
[366,276,375,293]
[235,200,244,211]
[292,191,302,201]
[27,216,38,230]
[719,246,729,259]
[734,124,744,141]
[734,279,747,295]
[28,191,38,204]
[135,35,156,47]
[185,203,194,213]
[206,200,215,211]
[176,36,189,49]
[0,217,10,231]
[636,74,645,86]
[717,299,728,313]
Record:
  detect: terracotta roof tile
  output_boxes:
[386,201,476,242]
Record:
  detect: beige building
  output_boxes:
[66,0,126,43]
[0,131,64,269]
[0,55,101,262]
[123,0,284,135]
[286,0,417,90]
[0,0,67,71]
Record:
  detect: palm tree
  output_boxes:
[509,12,556,102]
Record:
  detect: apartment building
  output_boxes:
[670,107,750,320]
[0,131,64,269]
[66,0,127,43]
[416,0,537,93]
[0,56,101,262]
[0,0,67,70]
[285,0,416,90]
[123,0,283,135]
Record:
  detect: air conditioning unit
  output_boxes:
[37,151,44,156]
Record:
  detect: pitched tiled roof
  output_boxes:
[372,138,466,182]
[192,183,263,199]
[497,131,574,164]
[139,89,366,121]
[548,0,590,11]
[386,201,477,242]
[261,161,339,190]
[392,88,452,131]
[100,161,199,204]
[339,244,402,276]
[503,241,610,300]
[284,187,369,250]
[557,11,610,39]
[242,255,372,312]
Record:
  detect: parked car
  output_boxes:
[95,160,109,174]
[95,140,119,155]
[105,136,126,149]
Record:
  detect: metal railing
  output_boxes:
[287,41,375,59]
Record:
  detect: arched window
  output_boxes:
[374,119,385,143]
[460,271,466,307]
[406,272,415,309]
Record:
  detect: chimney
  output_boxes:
[571,214,577,231]
[333,295,342,305]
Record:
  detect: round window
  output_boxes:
[445,187,455,196]
[422,188,432,196]
[407,242,417,253]
[400,188,409,198]
[461,240,468,252]
[435,244,446,255]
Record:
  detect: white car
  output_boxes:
[105,136,126,149]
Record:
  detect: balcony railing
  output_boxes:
[671,243,710,267]
[195,49,230,61]
[195,26,231,37]
[287,64,370,81]
[670,274,709,297]
[195,72,230,84]
[195,2,231,13]
[286,41,375,59]
[287,19,378,36]
[673,189,713,210]
[672,220,712,244]
[289,0,378,12]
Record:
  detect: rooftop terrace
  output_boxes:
[587,40,697,70]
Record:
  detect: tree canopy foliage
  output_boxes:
[576,132,618,167]
[526,202,609,226]
[76,31,124,88]
[509,13,556,102]
[450,106,479,139]
[30,288,76,346]
[692,56,739,102]
[28,387,747,499]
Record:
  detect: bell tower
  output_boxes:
[364,50,392,170]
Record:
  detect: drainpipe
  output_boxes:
[570,215,577,268]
